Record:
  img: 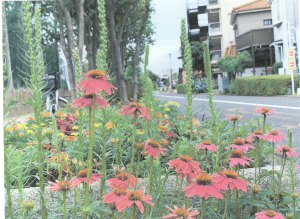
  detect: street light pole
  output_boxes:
[169,53,172,91]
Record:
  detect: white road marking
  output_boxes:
[155,95,300,110]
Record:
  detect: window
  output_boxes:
[271,0,282,24]
[264,19,272,25]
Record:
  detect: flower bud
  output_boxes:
[42,128,54,137]
[291,192,299,200]
[23,200,35,211]
[286,212,294,219]
[199,131,207,137]
[250,184,261,194]
[108,202,116,210]
[82,207,91,214]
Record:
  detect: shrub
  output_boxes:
[235,75,299,96]
[228,83,235,94]
[176,84,187,94]
[272,62,283,74]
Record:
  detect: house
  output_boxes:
[268,0,299,75]
[230,0,274,76]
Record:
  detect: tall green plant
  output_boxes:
[180,19,194,149]
[22,2,47,218]
[143,44,150,107]
[203,41,216,126]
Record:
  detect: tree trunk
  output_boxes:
[132,0,150,102]
[76,0,85,69]
[57,2,77,100]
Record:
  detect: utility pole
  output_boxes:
[288,22,295,95]
[169,53,172,91]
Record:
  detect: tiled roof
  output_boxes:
[224,45,237,58]
[233,0,270,11]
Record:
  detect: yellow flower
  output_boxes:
[165,108,170,111]
[192,118,200,127]
[139,99,144,102]
[175,102,180,107]
[112,138,119,143]
[18,123,28,129]
[159,105,163,107]
[72,126,78,130]
[94,123,101,128]
[12,120,17,123]
[26,130,34,134]
[41,123,46,126]
[163,104,168,107]
[71,132,79,136]
[164,114,169,119]
[106,122,113,129]
[31,124,38,129]
[58,132,65,137]
[137,129,145,135]
[154,98,158,101]
[49,122,52,125]
[168,101,174,105]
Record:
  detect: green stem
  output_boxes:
[276,155,287,211]
[63,191,67,219]
[128,113,137,188]
[177,174,184,205]
[4,145,13,219]
[134,152,141,190]
[22,210,29,219]
[170,173,178,206]
[198,197,205,219]
[247,194,255,219]
[145,155,154,217]
[222,190,230,219]
[131,204,137,219]
[262,114,266,133]
[257,138,261,184]
[100,107,107,201]
[272,142,275,206]
[84,96,96,208]
[205,149,208,173]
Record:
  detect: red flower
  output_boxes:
[119,102,151,119]
[183,173,227,200]
[168,155,203,183]
[213,169,249,192]
[226,115,243,121]
[275,145,298,157]
[76,70,116,95]
[77,169,102,184]
[164,130,179,139]
[48,177,81,191]
[107,172,139,189]
[248,130,264,139]
[117,187,153,213]
[255,210,284,219]
[162,205,199,219]
[71,93,109,108]
[225,138,255,153]
[228,149,254,168]
[144,139,166,159]
[197,141,217,151]
[263,128,287,142]
[255,106,276,115]
[102,187,128,210]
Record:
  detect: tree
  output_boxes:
[235,51,253,76]
[172,72,178,82]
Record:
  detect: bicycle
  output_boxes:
[42,72,68,114]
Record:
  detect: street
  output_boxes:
[155,92,300,150]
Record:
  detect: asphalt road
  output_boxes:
[155,91,300,151]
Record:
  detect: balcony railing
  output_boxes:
[211,50,222,60]
[209,0,218,5]
[236,28,274,51]
[209,22,221,33]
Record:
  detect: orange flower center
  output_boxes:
[78,169,88,177]
[202,141,212,145]
[253,130,263,135]
[230,115,240,120]
[87,70,106,78]
[196,174,212,185]
[113,187,127,196]
[230,149,243,158]
[116,172,129,181]
[149,139,161,148]
[261,107,271,113]
[233,138,245,145]
[282,146,291,153]
[179,155,192,162]
[265,210,276,217]
[83,93,95,99]
[223,170,238,179]
[218,169,225,175]
[129,102,143,108]
[134,142,144,150]
[128,191,143,201]
[158,125,168,132]
[175,208,189,218]
[160,139,169,144]
[57,180,72,189]
[269,130,278,135]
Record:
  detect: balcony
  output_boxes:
[209,22,221,33]
[236,28,274,51]
[209,0,218,5]
[211,50,222,62]
[207,0,220,9]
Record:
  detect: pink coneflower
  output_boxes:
[107,172,138,189]
[71,93,109,108]
[162,205,199,219]
[168,155,203,183]
[48,177,81,191]
[102,187,128,210]
[225,138,255,153]
[228,149,254,168]
[248,130,265,139]
[213,169,250,192]
[183,173,227,200]
[117,187,153,213]
[275,145,298,157]
[76,70,116,95]
[226,115,243,121]
[144,139,166,159]
[255,210,284,219]
[197,141,217,151]
[255,106,276,116]
[119,102,151,119]
[263,128,287,142]
[77,169,102,184]
[295,165,300,169]
[164,130,179,140]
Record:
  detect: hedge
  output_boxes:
[176,84,187,94]
[234,74,299,96]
